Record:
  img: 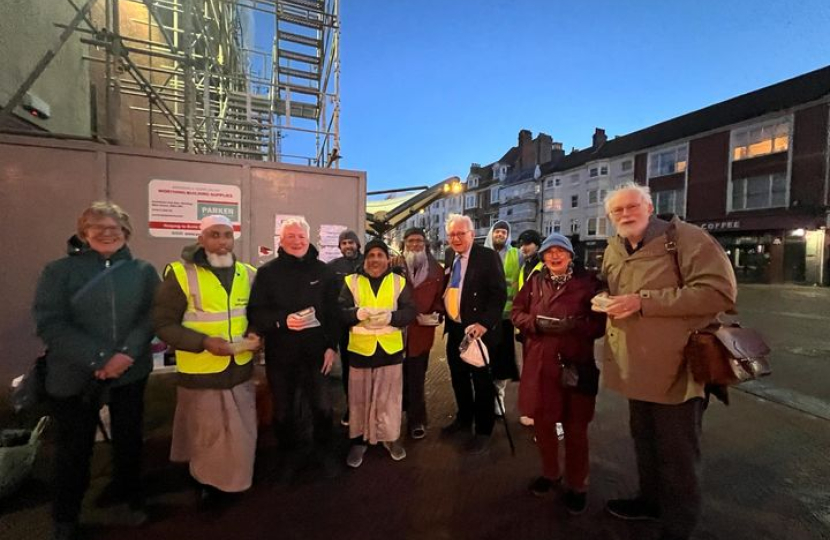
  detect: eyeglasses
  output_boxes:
[608,202,643,217]
[87,225,123,235]
[447,231,471,239]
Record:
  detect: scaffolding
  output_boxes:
[15,0,340,166]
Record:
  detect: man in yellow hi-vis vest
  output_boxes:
[339,239,416,469]
[153,215,260,504]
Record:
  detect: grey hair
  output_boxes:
[279,217,311,237]
[604,182,653,213]
[77,201,133,240]
[445,213,473,233]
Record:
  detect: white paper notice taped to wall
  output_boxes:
[148,179,241,238]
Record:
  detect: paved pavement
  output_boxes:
[1,284,829,540]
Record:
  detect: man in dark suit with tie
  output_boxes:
[441,214,507,454]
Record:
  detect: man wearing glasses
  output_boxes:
[440,215,507,455]
[597,183,737,540]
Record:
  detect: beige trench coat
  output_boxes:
[601,217,737,404]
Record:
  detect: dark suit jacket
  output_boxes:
[443,243,507,348]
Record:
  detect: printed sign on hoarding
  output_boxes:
[148,180,241,238]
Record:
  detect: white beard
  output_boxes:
[206,252,234,268]
[404,249,427,272]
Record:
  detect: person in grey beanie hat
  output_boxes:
[339,230,361,252]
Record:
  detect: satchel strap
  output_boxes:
[664,222,683,287]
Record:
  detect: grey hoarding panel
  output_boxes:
[0,134,365,384]
[1,140,105,387]
[107,153,247,273]
[250,166,366,265]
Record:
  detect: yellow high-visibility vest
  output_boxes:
[345,273,405,357]
[518,261,544,291]
[168,261,256,374]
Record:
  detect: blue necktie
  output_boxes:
[450,255,462,287]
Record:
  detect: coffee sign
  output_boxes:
[700,220,741,231]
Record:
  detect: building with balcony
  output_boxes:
[537,66,830,283]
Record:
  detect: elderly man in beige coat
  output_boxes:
[597,182,737,540]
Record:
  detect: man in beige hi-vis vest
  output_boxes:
[153,215,260,507]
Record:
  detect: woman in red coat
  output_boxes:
[511,233,606,514]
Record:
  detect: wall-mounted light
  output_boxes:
[790,228,806,237]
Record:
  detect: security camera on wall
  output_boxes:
[21,92,51,120]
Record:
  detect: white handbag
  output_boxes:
[459,334,489,368]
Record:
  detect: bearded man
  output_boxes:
[397,227,444,439]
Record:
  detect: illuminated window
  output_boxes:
[544,198,563,211]
[649,145,687,177]
[730,173,787,211]
[732,121,789,161]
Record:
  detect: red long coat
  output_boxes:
[511,269,606,419]
[405,255,445,357]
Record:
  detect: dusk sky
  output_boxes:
[336,0,829,193]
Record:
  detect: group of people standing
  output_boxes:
[33,180,737,540]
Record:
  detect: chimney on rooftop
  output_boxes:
[592,128,607,149]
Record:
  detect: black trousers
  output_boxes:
[338,332,351,398]
[445,320,495,436]
[266,340,333,454]
[490,319,519,381]
[629,398,704,540]
[402,352,429,426]
[51,377,147,524]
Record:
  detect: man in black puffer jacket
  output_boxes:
[247,217,341,480]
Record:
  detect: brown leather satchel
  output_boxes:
[684,321,771,385]
[665,221,772,386]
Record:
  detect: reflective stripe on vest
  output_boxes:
[503,246,520,314]
[518,261,544,291]
[345,273,405,356]
[169,261,256,374]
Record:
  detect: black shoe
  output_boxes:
[51,522,78,540]
[95,481,127,508]
[658,533,689,540]
[410,424,426,440]
[464,434,491,455]
[606,498,660,521]
[122,505,149,527]
[441,418,472,436]
[563,490,588,515]
[528,476,559,497]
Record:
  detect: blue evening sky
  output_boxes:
[335,0,829,193]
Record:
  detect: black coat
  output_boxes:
[328,253,364,281]
[442,243,507,349]
[248,245,341,361]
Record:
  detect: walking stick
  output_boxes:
[475,337,516,456]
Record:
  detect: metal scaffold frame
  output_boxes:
[12,0,341,166]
